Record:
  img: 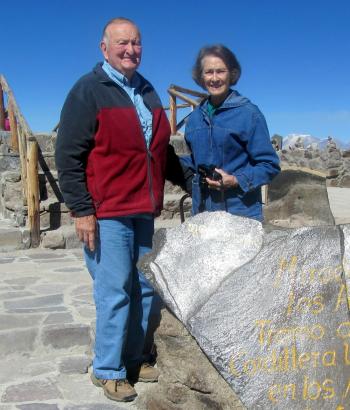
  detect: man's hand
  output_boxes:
[206,168,238,190]
[75,215,97,251]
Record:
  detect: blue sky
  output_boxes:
[1,0,349,141]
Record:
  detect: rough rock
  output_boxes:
[264,169,335,227]
[137,309,243,410]
[142,211,350,409]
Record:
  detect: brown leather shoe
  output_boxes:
[127,363,159,383]
[91,373,137,402]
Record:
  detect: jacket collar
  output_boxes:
[93,62,152,94]
[200,89,250,115]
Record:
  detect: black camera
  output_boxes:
[197,164,222,183]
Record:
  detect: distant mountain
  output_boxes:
[282,134,350,150]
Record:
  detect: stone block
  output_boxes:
[2,380,61,403]
[264,169,335,227]
[41,230,65,249]
[328,167,340,178]
[2,171,21,182]
[339,174,350,188]
[16,404,59,410]
[170,134,190,155]
[3,181,24,211]
[63,404,123,410]
[0,228,22,250]
[42,324,91,349]
[0,328,37,356]
[0,154,20,172]
[59,355,91,374]
[60,226,81,249]
[0,291,34,300]
[43,312,74,325]
[0,314,42,330]
[4,294,63,311]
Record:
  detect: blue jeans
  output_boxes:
[84,217,154,380]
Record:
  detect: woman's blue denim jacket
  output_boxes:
[181,90,280,221]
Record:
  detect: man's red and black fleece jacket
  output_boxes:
[55,63,172,218]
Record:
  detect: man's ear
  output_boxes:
[100,41,108,60]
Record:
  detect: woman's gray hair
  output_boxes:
[192,44,241,88]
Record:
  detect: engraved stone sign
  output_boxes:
[142,212,350,409]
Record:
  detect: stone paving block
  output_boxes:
[1,380,62,403]
[27,253,65,260]
[31,284,69,295]
[7,307,67,314]
[0,286,24,291]
[59,355,91,374]
[0,314,43,330]
[4,295,63,310]
[72,293,93,304]
[0,258,15,264]
[16,404,59,410]
[0,328,37,356]
[4,277,39,286]
[0,292,34,300]
[0,357,57,384]
[42,324,91,349]
[63,405,125,410]
[54,267,85,273]
[70,285,92,296]
[74,306,95,320]
[32,259,77,264]
[43,313,74,325]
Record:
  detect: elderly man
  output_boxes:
[55,17,172,402]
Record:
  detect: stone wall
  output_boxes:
[1,130,350,248]
[278,138,350,187]
[0,131,72,230]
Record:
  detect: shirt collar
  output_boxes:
[102,60,140,88]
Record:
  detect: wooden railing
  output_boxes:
[167,85,207,134]
[0,75,40,246]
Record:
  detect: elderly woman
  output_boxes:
[181,44,280,221]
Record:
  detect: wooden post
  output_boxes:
[8,101,19,151]
[264,185,269,205]
[0,82,5,130]
[169,93,177,135]
[27,138,40,247]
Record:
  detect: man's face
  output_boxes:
[100,22,142,80]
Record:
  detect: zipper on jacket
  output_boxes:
[132,105,156,213]
[147,149,156,211]
[109,81,157,213]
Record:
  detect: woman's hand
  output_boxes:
[206,168,238,190]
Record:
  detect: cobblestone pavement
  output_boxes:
[0,248,151,409]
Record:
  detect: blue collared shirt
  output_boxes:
[102,61,153,148]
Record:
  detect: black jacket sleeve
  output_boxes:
[55,86,97,217]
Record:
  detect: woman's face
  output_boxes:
[201,55,231,104]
